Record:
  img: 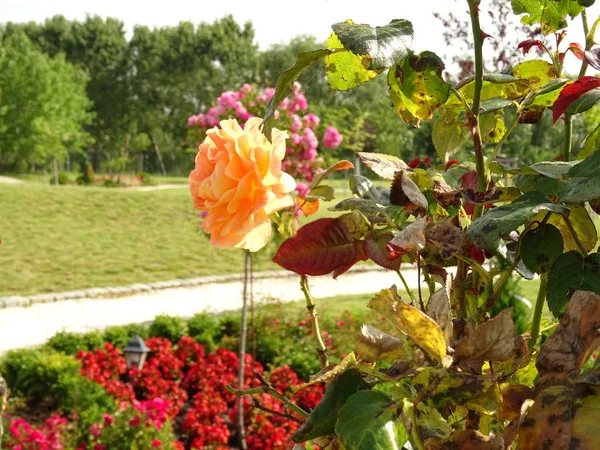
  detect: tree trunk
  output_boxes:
[150,134,167,176]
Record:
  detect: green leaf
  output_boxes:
[336,390,408,450]
[543,206,598,253]
[512,60,558,89]
[432,106,469,161]
[467,192,568,253]
[480,110,506,143]
[325,33,380,91]
[331,19,414,71]
[527,79,570,108]
[367,286,450,366]
[579,122,600,159]
[567,148,600,178]
[357,152,407,180]
[330,198,386,216]
[479,97,515,113]
[558,177,600,203]
[262,49,332,139]
[508,160,579,178]
[388,51,451,122]
[293,369,367,442]
[565,89,600,115]
[458,78,530,103]
[521,224,564,273]
[513,174,561,196]
[309,185,335,201]
[416,404,452,440]
[547,251,600,317]
[512,0,584,34]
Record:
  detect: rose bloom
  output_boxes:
[189,117,296,251]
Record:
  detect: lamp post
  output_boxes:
[123,335,150,371]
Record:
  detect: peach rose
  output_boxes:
[189,117,296,252]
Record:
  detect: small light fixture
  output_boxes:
[123,335,150,370]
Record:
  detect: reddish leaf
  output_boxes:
[297,196,320,217]
[364,233,401,271]
[407,157,422,169]
[568,43,584,60]
[517,39,544,55]
[552,76,600,124]
[273,218,364,277]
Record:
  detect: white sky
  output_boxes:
[2,0,600,74]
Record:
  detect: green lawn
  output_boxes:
[0,183,281,296]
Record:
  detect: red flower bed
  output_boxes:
[76,336,325,449]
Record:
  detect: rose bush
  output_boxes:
[189,118,296,251]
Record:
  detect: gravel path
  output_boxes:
[0,267,420,353]
[0,176,23,184]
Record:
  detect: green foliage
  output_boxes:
[46,330,105,355]
[77,161,96,184]
[187,312,220,353]
[149,314,188,342]
[0,31,92,171]
[103,324,149,348]
[51,172,71,185]
[0,348,116,436]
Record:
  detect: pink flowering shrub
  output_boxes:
[187,82,342,188]
[4,415,68,450]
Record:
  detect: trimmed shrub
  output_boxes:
[46,330,105,355]
[149,315,188,343]
[102,323,149,348]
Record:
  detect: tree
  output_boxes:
[0,32,92,172]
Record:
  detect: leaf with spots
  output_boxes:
[567,146,600,179]
[325,32,381,91]
[367,286,450,365]
[533,205,598,253]
[410,368,500,414]
[426,222,465,260]
[416,404,452,441]
[331,19,414,71]
[427,287,452,345]
[336,390,408,450]
[512,60,559,89]
[355,324,408,362]
[294,352,358,392]
[432,106,470,161]
[537,291,600,388]
[388,51,451,122]
[480,110,506,144]
[390,170,428,210]
[426,430,505,450]
[390,216,427,253]
[512,0,584,35]
[579,122,600,159]
[292,369,367,443]
[357,152,407,180]
[521,224,564,274]
[546,252,600,317]
[453,309,519,362]
[330,198,386,217]
[467,191,568,254]
[526,79,570,108]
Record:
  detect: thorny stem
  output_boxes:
[250,398,304,424]
[300,275,329,367]
[250,254,256,360]
[397,269,417,304]
[579,10,591,79]
[237,250,251,450]
[456,260,468,318]
[529,272,548,347]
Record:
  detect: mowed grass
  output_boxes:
[0,183,281,296]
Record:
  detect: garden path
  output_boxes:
[0,176,22,184]
[0,267,421,353]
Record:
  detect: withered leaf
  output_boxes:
[499,383,535,421]
[390,216,427,252]
[426,222,465,259]
[390,170,429,209]
[358,151,407,180]
[417,403,452,440]
[453,309,517,362]
[355,324,407,362]
[426,430,505,450]
[293,352,357,391]
[427,287,452,345]
[432,179,461,209]
[368,286,450,366]
[536,290,600,391]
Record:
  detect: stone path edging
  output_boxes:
[0,265,389,310]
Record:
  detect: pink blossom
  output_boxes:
[240,83,254,93]
[90,423,102,438]
[217,91,239,108]
[293,81,302,95]
[302,128,318,151]
[303,113,320,128]
[290,133,302,146]
[103,414,114,426]
[129,416,140,427]
[290,93,308,112]
[94,445,106,450]
[187,115,199,127]
[303,148,318,161]
[295,182,310,197]
[290,114,302,132]
[279,98,290,109]
[323,126,343,149]
[152,440,163,447]
[264,88,276,102]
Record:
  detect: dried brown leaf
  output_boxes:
[355,324,407,362]
[357,152,407,180]
[453,309,517,362]
[425,430,505,450]
[432,179,461,209]
[536,290,600,391]
[390,216,427,252]
[426,222,465,259]
[390,170,428,209]
[499,383,535,421]
[427,287,452,345]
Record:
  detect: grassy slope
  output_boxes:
[0,183,280,296]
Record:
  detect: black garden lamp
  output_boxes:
[123,335,150,370]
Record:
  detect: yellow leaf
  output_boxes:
[355,324,407,362]
[367,286,450,365]
[293,352,357,392]
[325,33,380,91]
